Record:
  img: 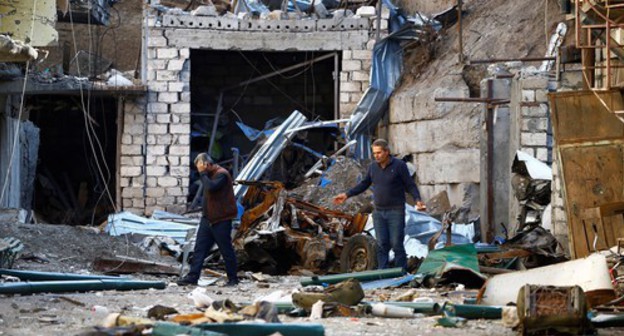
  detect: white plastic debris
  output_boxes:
[355,6,376,17]
[310,300,324,320]
[188,287,214,308]
[107,73,133,87]
[371,303,414,318]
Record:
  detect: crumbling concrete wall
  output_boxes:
[38,0,143,75]
[508,71,553,235]
[388,72,480,211]
[119,9,385,215]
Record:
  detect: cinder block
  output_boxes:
[158,92,178,103]
[180,48,190,58]
[167,59,185,71]
[177,134,190,145]
[120,177,130,188]
[149,82,169,92]
[522,117,549,131]
[156,114,171,124]
[240,19,315,32]
[317,18,369,31]
[168,82,186,92]
[125,124,143,135]
[342,60,361,71]
[148,102,168,113]
[350,92,364,103]
[180,92,191,102]
[157,134,173,145]
[121,134,132,144]
[351,50,371,60]
[146,187,166,198]
[158,177,179,187]
[121,144,142,155]
[119,166,143,177]
[169,15,239,30]
[146,166,167,177]
[170,124,189,134]
[156,196,176,205]
[147,145,166,155]
[341,81,362,92]
[169,145,189,156]
[156,70,178,81]
[536,147,548,161]
[170,166,189,177]
[167,187,184,197]
[146,177,158,188]
[340,92,350,103]
[521,132,547,146]
[351,70,369,82]
[521,89,536,102]
[170,103,190,113]
[340,72,349,81]
[521,76,549,89]
[149,36,168,47]
[157,48,178,59]
[521,104,548,117]
[147,59,167,70]
[121,186,142,197]
[147,124,168,135]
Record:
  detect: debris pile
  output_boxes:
[234,181,369,275]
[290,155,373,214]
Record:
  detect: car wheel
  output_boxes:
[340,234,378,273]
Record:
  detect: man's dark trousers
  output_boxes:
[372,209,407,270]
[187,217,238,281]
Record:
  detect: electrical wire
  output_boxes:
[68,8,119,219]
[237,51,313,114]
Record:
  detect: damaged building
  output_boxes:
[4,0,624,335]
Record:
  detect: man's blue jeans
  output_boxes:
[372,209,407,270]
[187,217,238,282]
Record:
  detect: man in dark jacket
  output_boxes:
[177,153,239,286]
[333,139,425,271]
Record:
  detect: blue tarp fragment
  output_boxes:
[361,274,416,290]
[236,121,274,141]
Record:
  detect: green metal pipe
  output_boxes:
[0,268,124,281]
[196,322,325,336]
[444,303,502,319]
[0,279,166,295]
[300,268,405,286]
[362,301,441,315]
[153,322,226,336]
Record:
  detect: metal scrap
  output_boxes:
[235,181,368,274]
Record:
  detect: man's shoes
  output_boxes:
[223,279,239,287]
[176,276,198,286]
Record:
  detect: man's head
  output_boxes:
[194,152,214,173]
[371,139,391,165]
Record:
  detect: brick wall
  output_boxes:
[119,8,386,215]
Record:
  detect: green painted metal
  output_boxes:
[444,303,502,319]
[362,301,440,315]
[0,268,124,281]
[153,322,226,336]
[0,279,166,294]
[416,244,486,288]
[300,268,404,286]
[196,322,325,336]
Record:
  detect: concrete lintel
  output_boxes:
[163,28,370,51]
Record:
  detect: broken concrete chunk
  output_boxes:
[293,278,364,311]
[355,6,376,18]
[191,5,218,16]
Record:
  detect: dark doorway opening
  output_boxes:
[28,95,118,225]
[189,50,340,199]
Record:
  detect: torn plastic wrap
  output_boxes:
[346,0,438,158]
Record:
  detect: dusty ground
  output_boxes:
[2,221,624,335]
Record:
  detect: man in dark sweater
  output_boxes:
[334,139,425,270]
[177,153,239,286]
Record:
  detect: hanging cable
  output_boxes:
[0,0,39,206]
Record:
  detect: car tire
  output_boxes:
[340,234,378,273]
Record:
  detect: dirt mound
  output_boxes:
[0,220,174,274]
[289,156,373,215]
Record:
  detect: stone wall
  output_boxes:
[119,8,385,215]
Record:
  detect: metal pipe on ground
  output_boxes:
[300,267,405,286]
[0,279,166,295]
[363,301,441,315]
[195,322,325,336]
[0,268,125,281]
